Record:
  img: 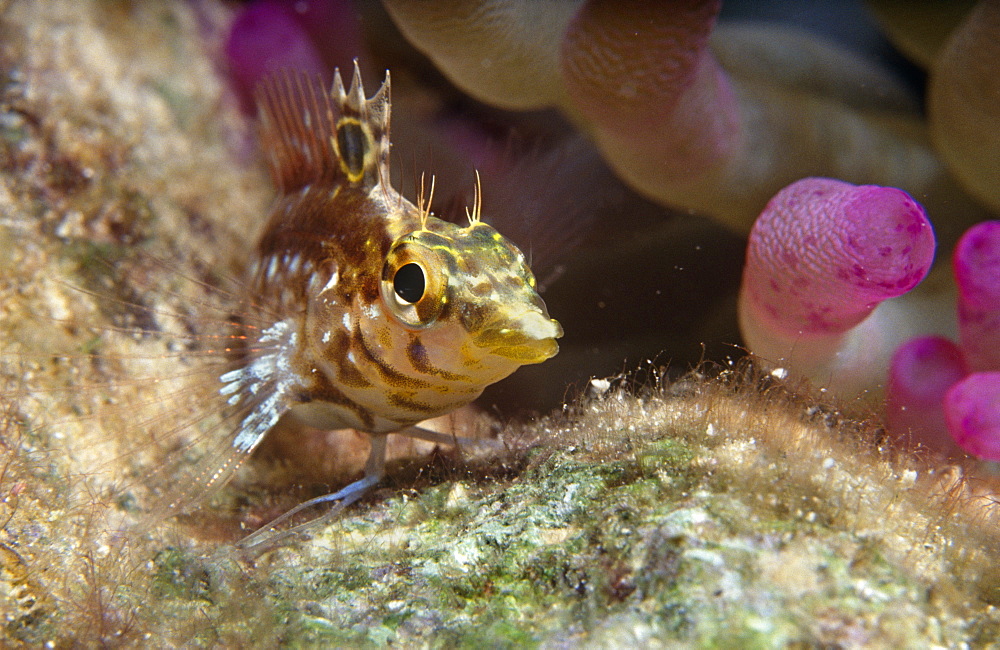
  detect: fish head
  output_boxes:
[379,220,562,383]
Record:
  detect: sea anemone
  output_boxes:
[225,0,365,113]
[928,0,1000,214]
[5,1,1000,645]
[885,335,967,458]
[944,372,1000,460]
[954,220,1000,372]
[382,0,987,234]
[885,220,1000,461]
[737,177,937,397]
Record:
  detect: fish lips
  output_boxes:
[473,310,563,364]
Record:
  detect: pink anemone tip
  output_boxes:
[944,372,1000,461]
[739,177,937,396]
[885,336,967,458]
[954,220,1000,372]
[743,177,935,337]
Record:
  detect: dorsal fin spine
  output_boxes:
[346,63,366,113]
[255,63,390,194]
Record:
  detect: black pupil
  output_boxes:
[393,263,425,304]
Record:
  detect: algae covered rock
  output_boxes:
[0,1,999,646]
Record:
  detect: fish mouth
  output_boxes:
[474,311,563,364]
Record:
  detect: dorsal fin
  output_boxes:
[255,62,391,193]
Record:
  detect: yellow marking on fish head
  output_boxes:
[378,219,562,387]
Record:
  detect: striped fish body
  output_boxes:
[220,66,561,458]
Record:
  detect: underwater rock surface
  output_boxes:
[0,1,999,646]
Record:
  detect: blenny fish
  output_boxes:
[159,64,561,548]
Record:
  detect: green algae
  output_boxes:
[152,400,988,646]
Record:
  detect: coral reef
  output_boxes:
[1,0,1000,646]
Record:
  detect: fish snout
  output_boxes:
[474,310,563,364]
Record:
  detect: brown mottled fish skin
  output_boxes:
[217,64,562,460]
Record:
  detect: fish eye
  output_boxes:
[393,263,425,304]
[381,242,445,329]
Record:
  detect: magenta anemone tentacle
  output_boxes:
[885,336,968,458]
[954,220,1000,372]
[739,177,937,396]
[944,372,1000,461]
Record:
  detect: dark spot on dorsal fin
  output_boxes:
[334,118,367,182]
[255,62,391,194]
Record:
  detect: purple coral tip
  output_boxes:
[944,372,1000,461]
[226,1,326,113]
[743,177,935,336]
[954,221,1000,372]
[225,0,364,115]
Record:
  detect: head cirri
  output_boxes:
[378,205,562,372]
